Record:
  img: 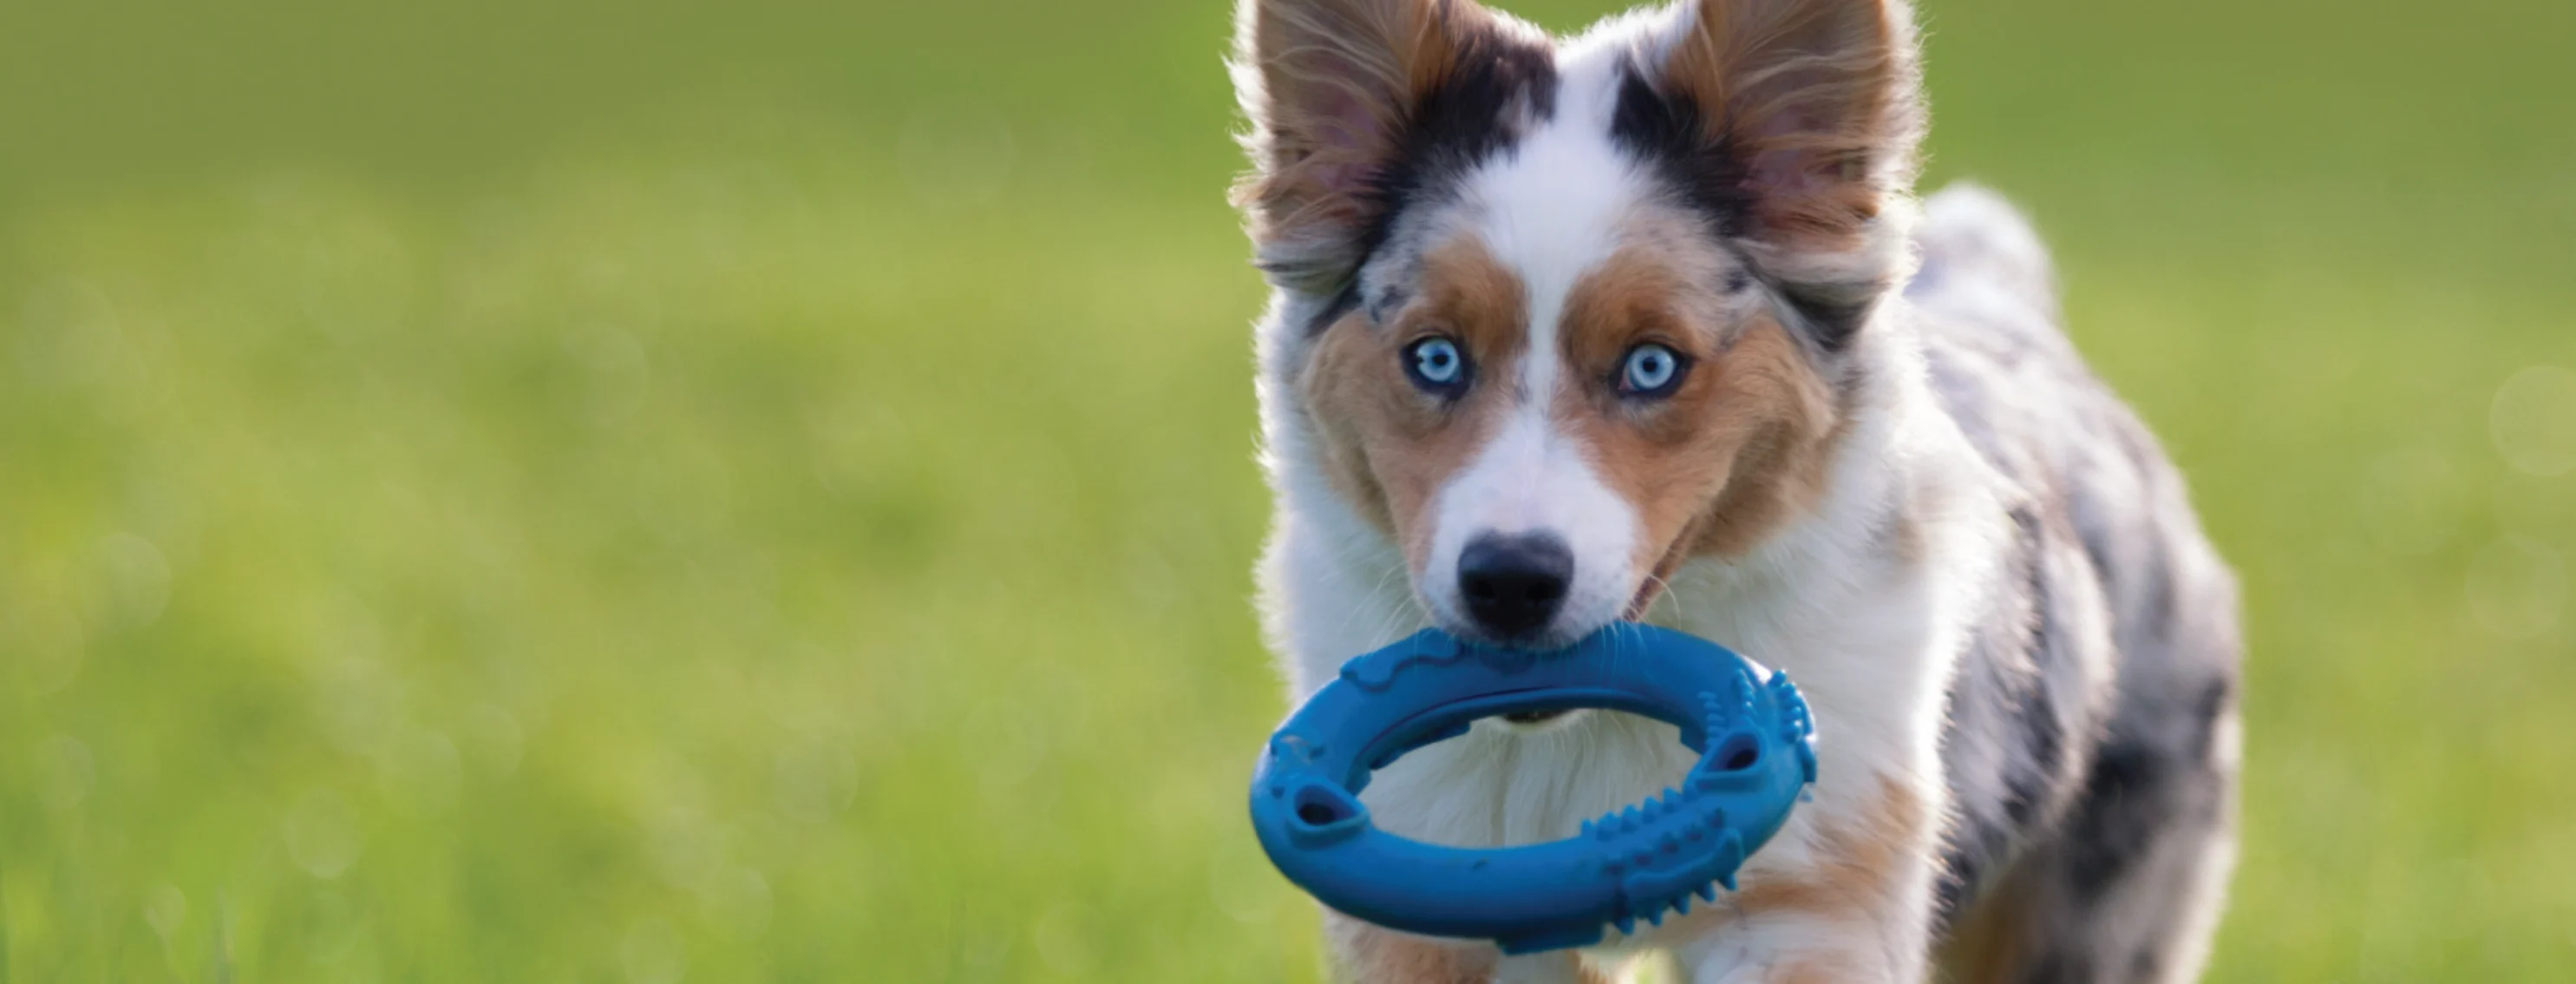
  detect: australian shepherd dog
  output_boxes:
[1228,0,2244,980]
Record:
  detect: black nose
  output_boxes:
[1457,533,1573,640]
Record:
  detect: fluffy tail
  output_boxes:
[1906,182,2059,320]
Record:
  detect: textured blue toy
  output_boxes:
[1247,623,1817,954]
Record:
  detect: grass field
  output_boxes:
[3,0,2573,981]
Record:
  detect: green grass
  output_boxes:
[3,0,2573,981]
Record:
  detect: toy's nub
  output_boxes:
[1248,623,1818,954]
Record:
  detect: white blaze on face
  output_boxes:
[1418,40,1655,644]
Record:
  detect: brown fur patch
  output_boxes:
[1299,236,1530,568]
[1325,911,1618,984]
[1730,776,1929,923]
[1878,499,1929,566]
[1933,860,2038,984]
[1767,961,1866,984]
[1553,239,1844,609]
[1326,911,1496,983]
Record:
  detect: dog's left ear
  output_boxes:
[1230,0,1542,296]
[1625,0,1925,351]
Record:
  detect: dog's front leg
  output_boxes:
[1324,911,1604,984]
[1671,776,1943,983]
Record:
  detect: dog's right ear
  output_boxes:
[1230,0,1537,295]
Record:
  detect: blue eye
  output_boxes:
[1404,337,1468,393]
[1618,344,1686,397]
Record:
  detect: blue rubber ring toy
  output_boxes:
[1247,623,1818,954]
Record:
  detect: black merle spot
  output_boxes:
[1314,16,1558,337]
[2024,950,2095,984]
[1609,63,1752,240]
[2131,948,2163,981]
[1932,850,1978,926]
[2064,742,2167,902]
[1932,810,2016,931]
[1779,289,1876,353]
[1309,280,1365,336]
[1610,62,1877,351]
[2002,731,2056,827]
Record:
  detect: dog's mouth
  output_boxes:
[1472,557,1681,729]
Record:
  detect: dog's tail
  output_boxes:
[1906,182,2059,322]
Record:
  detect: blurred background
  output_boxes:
[2,0,2571,981]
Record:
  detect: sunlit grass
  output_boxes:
[3,0,2574,981]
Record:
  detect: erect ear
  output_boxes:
[1620,0,1925,349]
[1231,0,1549,296]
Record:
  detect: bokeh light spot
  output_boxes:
[312,656,402,756]
[376,728,462,817]
[619,917,686,984]
[648,809,723,891]
[698,867,773,942]
[11,278,123,388]
[287,790,364,879]
[771,735,857,824]
[967,695,1055,804]
[96,532,173,629]
[2490,365,2576,476]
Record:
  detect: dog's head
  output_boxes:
[1235,0,1924,647]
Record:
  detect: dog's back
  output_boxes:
[1911,186,2243,981]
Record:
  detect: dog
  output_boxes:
[1228,0,2243,980]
